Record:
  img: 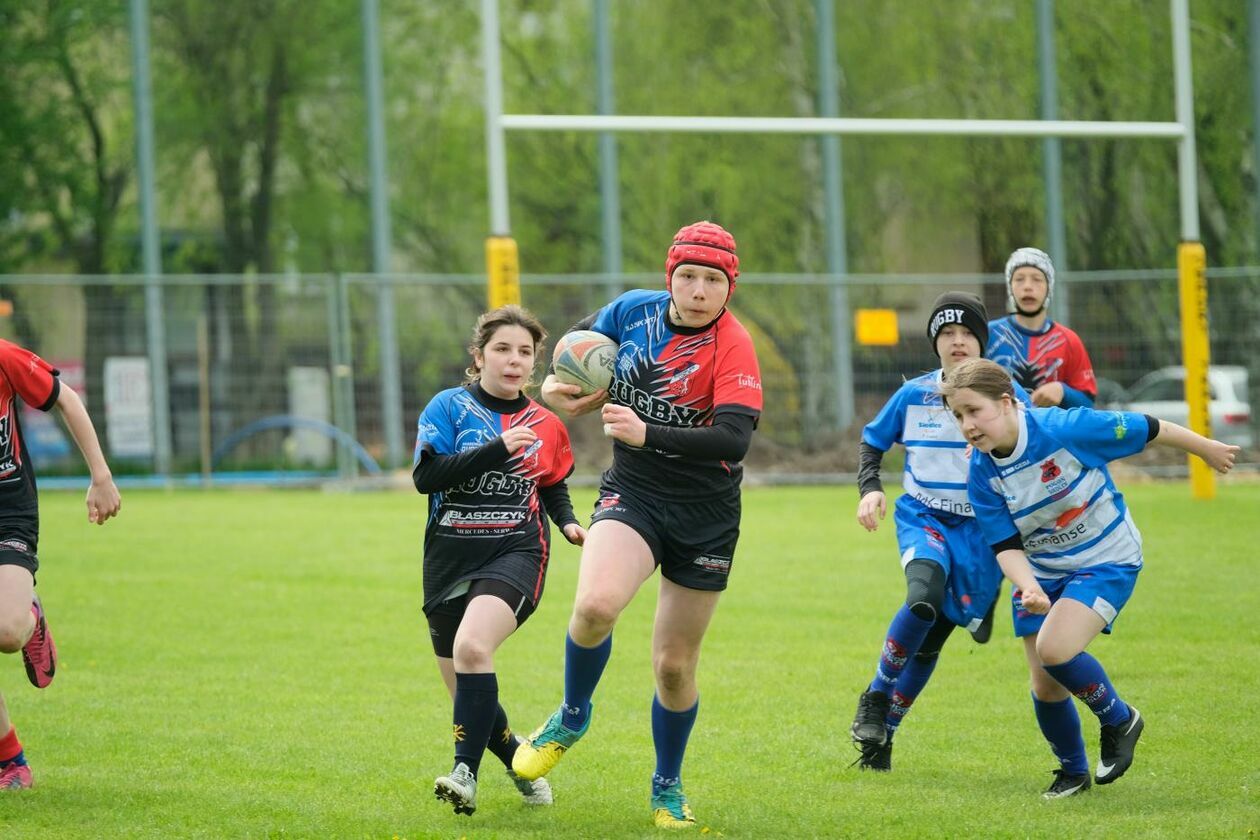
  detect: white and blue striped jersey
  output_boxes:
[862,371,1030,518]
[967,406,1152,578]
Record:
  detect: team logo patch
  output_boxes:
[666,363,701,397]
[598,493,620,510]
[692,554,731,575]
[1113,412,1129,439]
[889,690,912,719]
[1073,682,1107,705]
[1040,459,1061,482]
[0,539,30,553]
[881,638,908,668]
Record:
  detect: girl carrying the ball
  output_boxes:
[413,305,585,816]
[941,357,1237,798]
[850,292,1030,773]
[512,221,762,829]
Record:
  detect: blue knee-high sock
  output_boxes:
[562,633,612,729]
[651,694,698,792]
[1032,694,1089,775]
[885,651,940,738]
[1042,652,1130,727]
[452,672,499,776]
[868,605,934,695]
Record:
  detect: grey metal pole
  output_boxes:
[1250,0,1260,254]
[594,0,623,298]
[128,0,172,477]
[328,274,359,479]
[1172,0,1200,241]
[362,0,404,468]
[1037,0,1070,322]
[482,0,511,235]
[816,0,855,431]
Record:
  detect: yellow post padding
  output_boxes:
[486,236,521,308]
[1176,241,1214,499]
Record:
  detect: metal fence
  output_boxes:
[2,268,1257,484]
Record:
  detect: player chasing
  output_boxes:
[850,293,1029,770]
[0,339,121,790]
[970,246,1099,645]
[413,306,586,816]
[941,358,1238,799]
[512,221,762,829]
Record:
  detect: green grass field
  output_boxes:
[0,483,1257,838]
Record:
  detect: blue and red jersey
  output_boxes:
[414,384,574,610]
[0,340,61,514]
[588,290,763,498]
[986,317,1096,408]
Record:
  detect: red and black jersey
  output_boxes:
[412,383,576,613]
[589,289,762,498]
[0,340,61,514]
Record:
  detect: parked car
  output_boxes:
[1107,365,1253,449]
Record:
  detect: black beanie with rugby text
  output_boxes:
[926,291,989,357]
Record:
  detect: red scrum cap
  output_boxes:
[665,221,740,297]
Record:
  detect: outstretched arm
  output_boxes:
[54,387,121,525]
[1148,418,1239,473]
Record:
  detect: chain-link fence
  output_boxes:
[2,269,1256,483]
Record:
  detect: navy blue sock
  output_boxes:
[1032,694,1088,775]
[1042,652,1130,727]
[651,694,698,792]
[452,671,499,776]
[886,651,940,737]
[483,703,522,769]
[562,633,612,730]
[868,605,934,695]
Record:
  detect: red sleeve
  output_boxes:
[543,412,574,485]
[1063,329,1097,397]
[0,340,60,411]
[712,319,763,414]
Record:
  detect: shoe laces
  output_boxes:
[536,710,579,746]
[652,783,688,816]
[1099,723,1119,754]
[856,692,889,726]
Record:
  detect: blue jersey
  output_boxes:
[414,384,574,610]
[588,289,762,498]
[862,370,1030,518]
[967,406,1152,579]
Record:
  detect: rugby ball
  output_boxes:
[552,330,617,395]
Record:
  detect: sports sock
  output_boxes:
[886,650,940,735]
[651,694,698,792]
[868,605,933,694]
[1042,652,1130,727]
[1032,694,1089,775]
[452,671,499,777]
[562,633,611,729]
[0,727,25,768]
[484,704,522,769]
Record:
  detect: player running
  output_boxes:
[941,358,1238,799]
[414,305,585,816]
[970,247,1100,644]
[0,339,120,790]
[512,221,762,829]
[850,293,1029,771]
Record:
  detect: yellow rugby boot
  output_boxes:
[651,781,696,830]
[511,704,591,781]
